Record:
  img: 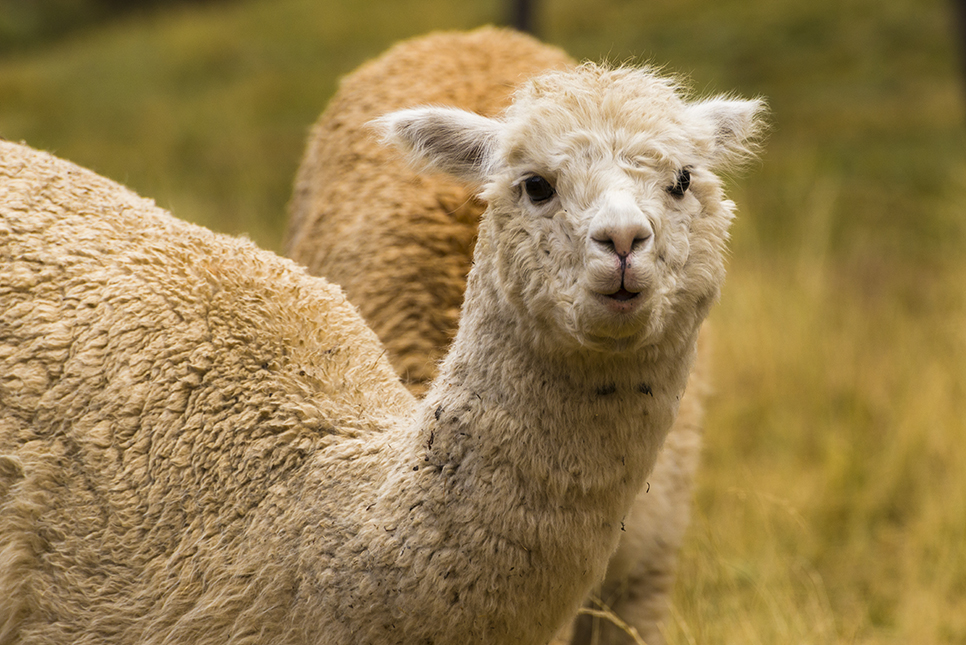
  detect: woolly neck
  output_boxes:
[347,254,700,643]
[420,273,696,506]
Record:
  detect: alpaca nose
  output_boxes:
[592,223,653,257]
[589,196,653,257]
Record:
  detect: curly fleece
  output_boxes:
[0,139,412,644]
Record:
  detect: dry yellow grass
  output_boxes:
[666,168,966,642]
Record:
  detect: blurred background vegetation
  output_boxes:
[1,0,965,642]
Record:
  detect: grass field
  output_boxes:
[2,0,965,642]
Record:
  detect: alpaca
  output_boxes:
[0,61,763,645]
[286,27,712,644]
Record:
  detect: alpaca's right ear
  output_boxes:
[374,107,502,185]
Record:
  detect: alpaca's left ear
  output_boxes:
[687,97,768,169]
[375,107,502,185]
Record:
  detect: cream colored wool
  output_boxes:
[0,139,414,645]
[287,27,716,645]
[0,59,761,644]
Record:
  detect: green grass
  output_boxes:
[2,0,966,642]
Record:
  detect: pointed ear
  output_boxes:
[374,107,502,185]
[687,96,768,169]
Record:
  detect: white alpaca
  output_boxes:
[0,62,762,645]
[288,31,716,642]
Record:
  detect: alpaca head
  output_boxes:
[378,63,765,355]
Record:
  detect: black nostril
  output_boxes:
[592,236,617,253]
[592,231,651,258]
[630,232,652,251]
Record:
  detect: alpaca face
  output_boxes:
[480,127,721,354]
[378,63,765,355]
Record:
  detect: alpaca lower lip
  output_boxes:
[605,288,639,302]
[595,288,644,314]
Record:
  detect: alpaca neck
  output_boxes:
[423,283,696,509]
[333,265,700,644]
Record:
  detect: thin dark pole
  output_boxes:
[511,0,537,35]
[955,0,966,73]
[953,0,966,109]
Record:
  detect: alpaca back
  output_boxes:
[0,140,411,644]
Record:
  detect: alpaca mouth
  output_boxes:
[605,287,639,302]
[595,286,645,316]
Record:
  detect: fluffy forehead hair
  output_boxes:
[510,63,684,125]
[498,63,758,172]
[500,64,691,162]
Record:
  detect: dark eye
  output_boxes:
[523,175,555,203]
[667,168,691,198]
